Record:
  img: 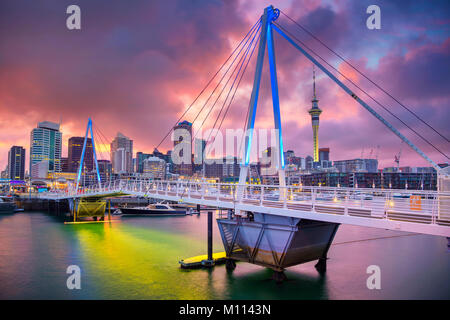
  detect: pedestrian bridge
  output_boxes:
[38,179,450,237]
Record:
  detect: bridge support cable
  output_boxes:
[279,10,450,144]
[272,23,442,171]
[153,18,261,151]
[93,124,115,164]
[272,21,449,161]
[91,126,113,180]
[211,29,261,161]
[188,21,261,136]
[177,23,261,199]
[203,24,261,159]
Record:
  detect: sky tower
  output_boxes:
[308,66,322,164]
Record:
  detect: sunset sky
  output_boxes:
[0,0,449,171]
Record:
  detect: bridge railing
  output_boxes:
[43,178,450,226]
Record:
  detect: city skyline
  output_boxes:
[0,0,449,171]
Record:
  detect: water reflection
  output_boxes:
[0,212,449,299]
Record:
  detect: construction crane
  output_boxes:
[394,143,403,171]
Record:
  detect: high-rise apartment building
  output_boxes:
[8,146,25,180]
[30,121,62,177]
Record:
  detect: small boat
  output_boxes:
[112,209,122,215]
[0,197,17,214]
[120,203,186,216]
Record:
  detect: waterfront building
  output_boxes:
[8,146,25,180]
[318,147,332,168]
[30,121,62,177]
[194,138,207,172]
[334,158,378,173]
[143,156,166,179]
[60,157,69,172]
[259,146,280,176]
[136,152,152,173]
[204,159,223,179]
[399,166,436,174]
[382,172,436,190]
[287,172,436,190]
[110,132,133,174]
[222,156,241,177]
[98,160,112,183]
[308,67,322,165]
[319,148,329,162]
[31,160,49,179]
[0,167,8,179]
[173,120,193,176]
[305,155,313,170]
[152,148,165,159]
[290,156,305,170]
[204,157,241,180]
[47,172,76,184]
[284,150,295,162]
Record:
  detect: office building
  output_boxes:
[98,160,112,182]
[8,146,26,180]
[31,161,49,179]
[60,157,69,172]
[68,137,93,173]
[173,120,193,176]
[136,152,152,173]
[110,132,133,174]
[143,156,166,179]
[334,158,378,173]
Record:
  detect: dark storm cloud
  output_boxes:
[0,0,448,169]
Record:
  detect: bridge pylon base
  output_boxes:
[225,259,236,272]
[70,197,106,222]
[315,257,327,275]
[217,212,339,274]
[272,270,287,284]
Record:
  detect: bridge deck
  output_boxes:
[35,180,450,237]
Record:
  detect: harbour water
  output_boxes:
[0,211,449,300]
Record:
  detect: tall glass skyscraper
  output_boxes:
[30,121,62,178]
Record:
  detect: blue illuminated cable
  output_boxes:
[202,23,262,150]
[274,21,449,160]
[208,27,261,158]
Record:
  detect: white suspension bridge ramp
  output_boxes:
[36,5,450,276]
